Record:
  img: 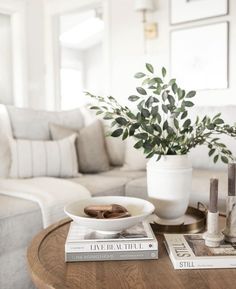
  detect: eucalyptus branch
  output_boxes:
[86,64,236,164]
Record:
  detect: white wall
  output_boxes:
[84,43,103,94]
[0,13,13,105]
[26,0,45,109]
[109,0,236,106]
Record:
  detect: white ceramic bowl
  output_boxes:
[64,196,155,234]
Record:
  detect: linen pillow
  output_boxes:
[80,105,125,166]
[9,134,78,178]
[7,106,84,140]
[121,137,147,171]
[49,120,110,173]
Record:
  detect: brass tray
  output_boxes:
[151,203,207,234]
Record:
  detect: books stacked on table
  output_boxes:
[65,221,158,262]
[164,233,236,269]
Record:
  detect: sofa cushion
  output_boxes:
[0,195,42,255]
[0,247,35,289]
[9,134,78,178]
[100,168,146,179]
[7,106,84,140]
[50,120,110,173]
[70,175,131,196]
[125,169,227,213]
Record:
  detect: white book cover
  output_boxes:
[65,221,158,253]
[164,234,236,270]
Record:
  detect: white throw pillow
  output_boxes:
[9,134,79,178]
[121,138,147,171]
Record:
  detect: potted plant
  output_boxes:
[86,63,236,224]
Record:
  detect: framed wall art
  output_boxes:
[170,22,229,90]
[170,0,228,25]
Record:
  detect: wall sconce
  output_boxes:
[135,0,157,40]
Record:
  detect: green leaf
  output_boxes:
[156,113,162,123]
[141,108,150,118]
[181,111,188,119]
[129,123,140,136]
[214,118,224,125]
[162,104,168,113]
[145,96,154,108]
[162,91,168,102]
[137,99,145,111]
[153,124,162,134]
[134,72,146,78]
[134,140,143,149]
[168,79,176,86]
[104,113,113,120]
[128,95,140,102]
[115,117,128,126]
[142,78,151,85]
[177,88,185,100]
[146,151,155,158]
[186,91,196,98]
[184,101,194,107]
[172,83,178,94]
[126,111,136,120]
[146,63,154,73]
[155,77,163,84]
[156,155,161,161]
[151,106,159,117]
[96,111,103,115]
[221,156,229,163]
[208,149,216,157]
[163,120,168,130]
[122,129,129,140]
[136,87,147,95]
[162,67,166,77]
[167,95,175,106]
[183,119,191,128]
[90,106,99,110]
[134,133,148,140]
[213,113,221,120]
[174,118,179,129]
[111,129,123,137]
[213,155,219,163]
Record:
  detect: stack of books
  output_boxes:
[164,233,236,269]
[65,221,158,262]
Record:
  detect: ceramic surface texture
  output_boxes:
[147,155,192,224]
[64,196,155,234]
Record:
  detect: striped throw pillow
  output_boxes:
[9,134,78,178]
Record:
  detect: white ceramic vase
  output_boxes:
[147,154,192,225]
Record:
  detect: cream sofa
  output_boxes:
[0,105,235,289]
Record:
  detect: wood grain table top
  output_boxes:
[27,217,236,289]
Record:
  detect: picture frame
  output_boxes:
[170,22,229,91]
[170,0,228,25]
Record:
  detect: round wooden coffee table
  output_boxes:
[27,217,236,289]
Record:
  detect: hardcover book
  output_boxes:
[65,221,158,262]
[164,233,236,269]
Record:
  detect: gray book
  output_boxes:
[66,250,158,262]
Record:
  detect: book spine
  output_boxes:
[65,250,158,262]
[65,240,158,253]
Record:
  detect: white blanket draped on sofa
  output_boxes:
[0,177,90,227]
